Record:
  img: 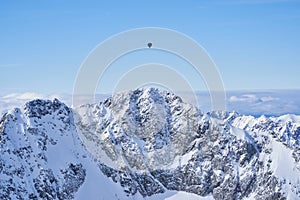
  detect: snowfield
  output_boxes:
[0,88,299,199]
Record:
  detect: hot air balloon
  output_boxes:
[147,42,152,48]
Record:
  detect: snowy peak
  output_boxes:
[230,112,300,148]
[75,88,203,171]
[0,99,88,199]
[24,98,70,120]
[0,88,299,199]
[74,88,300,199]
[0,98,145,200]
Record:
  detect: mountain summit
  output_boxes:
[0,88,299,199]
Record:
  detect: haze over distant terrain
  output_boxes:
[1,90,299,117]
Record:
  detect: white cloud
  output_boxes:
[2,92,45,100]
[229,94,259,103]
[229,94,280,103]
[260,96,279,102]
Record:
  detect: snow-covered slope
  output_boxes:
[0,99,142,199]
[0,88,299,199]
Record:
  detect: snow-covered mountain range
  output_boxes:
[0,88,299,199]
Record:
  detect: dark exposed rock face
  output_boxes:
[99,163,165,197]
[0,88,299,199]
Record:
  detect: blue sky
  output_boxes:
[0,0,300,94]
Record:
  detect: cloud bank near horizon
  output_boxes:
[0,90,299,117]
